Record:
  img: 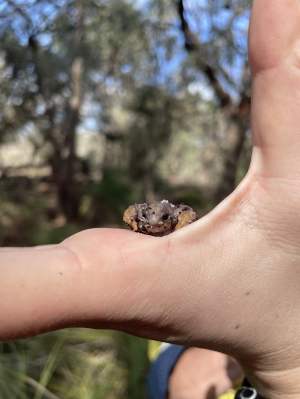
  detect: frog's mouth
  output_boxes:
[145,223,172,236]
[148,226,164,233]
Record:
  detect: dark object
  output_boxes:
[235,379,264,399]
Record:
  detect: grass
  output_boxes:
[0,329,133,399]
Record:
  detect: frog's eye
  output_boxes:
[162,213,169,221]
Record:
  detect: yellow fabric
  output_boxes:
[218,389,236,399]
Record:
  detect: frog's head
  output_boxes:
[137,200,177,236]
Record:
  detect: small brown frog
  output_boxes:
[123,199,198,236]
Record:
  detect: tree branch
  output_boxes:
[176,0,232,108]
[177,0,251,202]
[6,0,33,33]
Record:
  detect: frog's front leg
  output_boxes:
[123,205,139,232]
[174,205,198,230]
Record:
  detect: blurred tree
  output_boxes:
[0,0,252,215]
[0,0,154,221]
[1,0,87,220]
[127,85,178,201]
[176,0,251,202]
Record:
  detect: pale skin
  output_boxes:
[168,348,243,399]
[1,1,300,397]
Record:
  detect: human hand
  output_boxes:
[63,2,300,397]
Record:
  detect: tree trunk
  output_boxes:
[58,56,83,221]
[28,0,85,222]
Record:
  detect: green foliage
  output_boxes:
[116,334,149,399]
[83,168,136,225]
[0,330,127,399]
[33,224,80,246]
[0,178,47,245]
